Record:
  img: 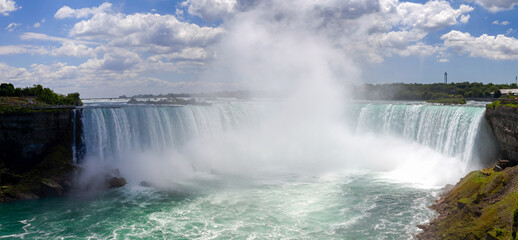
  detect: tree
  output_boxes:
[494,89,502,98]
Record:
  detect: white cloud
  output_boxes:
[0,45,48,55]
[441,30,518,60]
[471,0,518,12]
[83,48,142,72]
[492,20,510,25]
[54,2,112,19]
[20,32,99,45]
[2,0,493,96]
[181,0,236,21]
[33,18,45,28]
[397,1,473,31]
[460,14,470,24]
[5,22,19,32]
[0,0,19,16]
[69,11,225,51]
[51,42,96,58]
[148,47,209,62]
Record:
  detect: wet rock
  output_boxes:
[417,224,429,230]
[40,179,64,196]
[13,192,39,200]
[139,181,152,187]
[107,177,127,188]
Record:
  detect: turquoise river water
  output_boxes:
[0,100,496,239]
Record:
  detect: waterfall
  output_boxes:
[78,101,497,186]
[81,103,262,163]
[347,103,497,167]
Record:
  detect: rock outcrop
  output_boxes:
[485,105,518,166]
[417,166,518,240]
[0,109,82,202]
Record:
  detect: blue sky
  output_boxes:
[0,0,517,97]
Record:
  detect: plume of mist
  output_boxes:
[77,0,486,191]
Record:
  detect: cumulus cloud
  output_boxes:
[69,12,224,49]
[81,48,142,72]
[54,2,112,19]
[0,0,19,16]
[148,47,209,62]
[181,0,236,21]
[397,1,473,31]
[51,42,96,58]
[471,0,518,12]
[1,0,487,96]
[441,30,518,60]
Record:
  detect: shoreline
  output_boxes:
[416,164,518,239]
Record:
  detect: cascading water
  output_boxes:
[81,103,261,162]
[347,102,497,170]
[0,100,498,239]
[80,101,496,177]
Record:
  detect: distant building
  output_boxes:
[498,89,518,95]
[444,72,447,84]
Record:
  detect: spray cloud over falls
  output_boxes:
[79,0,496,189]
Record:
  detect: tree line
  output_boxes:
[0,83,82,106]
[355,82,514,101]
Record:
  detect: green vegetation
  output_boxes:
[357,82,513,101]
[427,98,466,105]
[431,167,518,239]
[486,100,518,109]
[0,83,82,106]
[0,83,82,114]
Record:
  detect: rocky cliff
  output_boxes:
[417,166,518,240]
[485,105,518,165]
[0,109,82,201]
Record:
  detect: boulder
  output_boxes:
[139,181,152,187]
[107,177,127,188]
[40,179,64,196]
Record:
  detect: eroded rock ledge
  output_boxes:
[485,105,518,166]
[0,110,82,202]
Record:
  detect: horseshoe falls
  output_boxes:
[0,100,497,239]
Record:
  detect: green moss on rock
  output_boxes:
[418,166,518,240]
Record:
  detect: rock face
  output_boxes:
[485,106,518,166]
[0,109,82,202]
[0,110,82,172]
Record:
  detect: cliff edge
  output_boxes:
[485,104,518,166]
[0,109,82,202]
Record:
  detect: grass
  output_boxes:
[0,97,75,114]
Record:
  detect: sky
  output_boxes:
[0,0,517,98]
